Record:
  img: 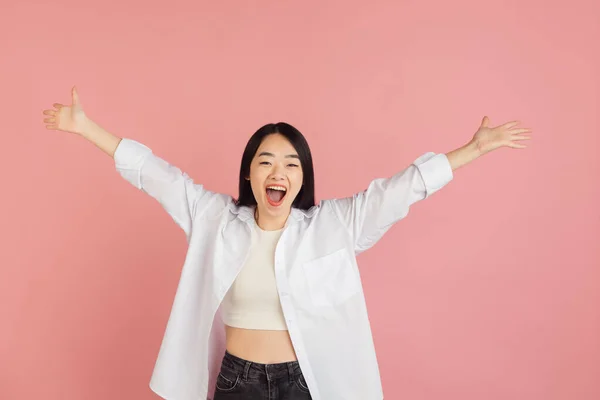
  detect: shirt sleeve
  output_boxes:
[325,152,454,254]
[113,138,228,238]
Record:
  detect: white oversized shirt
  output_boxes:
[113,138,454,400]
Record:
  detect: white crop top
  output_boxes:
[220,225,288,330]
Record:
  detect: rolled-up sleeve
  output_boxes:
[412,152,454,198]
[114,138,227,238]
[327,152,454,254]
[114,138,153,189]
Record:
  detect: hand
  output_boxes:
[42,86,89,135]
[471,116,532,155]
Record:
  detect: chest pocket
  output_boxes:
[301,248,361,307]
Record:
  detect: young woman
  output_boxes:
[42,87,531,400]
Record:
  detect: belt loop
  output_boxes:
[243,361,251,381]
[287,362,295,384]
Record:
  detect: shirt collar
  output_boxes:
[229,203,315,225]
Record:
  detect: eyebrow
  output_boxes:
[258,151,300,159]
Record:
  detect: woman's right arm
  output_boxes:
[42,86,229,238]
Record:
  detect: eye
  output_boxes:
[287,164,299,168]
[259,161,271,166]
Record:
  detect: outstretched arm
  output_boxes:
[327,116,532,254]
[42,86,228,238]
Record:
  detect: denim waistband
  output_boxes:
[222,350,302,381]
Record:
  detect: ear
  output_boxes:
[245,177,250,181]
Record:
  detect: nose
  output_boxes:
[269,172,285,181]
[269,163,286,180]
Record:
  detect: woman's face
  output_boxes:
[248,133,304,225]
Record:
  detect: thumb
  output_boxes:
[72,86,81,106]
[481,116,490,128]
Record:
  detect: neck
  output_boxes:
[255,207,289,231]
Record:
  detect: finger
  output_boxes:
[43,109,56,116]
[72,86,80,105]
[512,135,531,141]
[500,120,520,129]
[44,117,56,124]
[53,103,64,109]
[508,142,527,149]
[481,116,490,127]
[45,124,57,130]
[510,128,532,135]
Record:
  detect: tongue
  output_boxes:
[267,189,285,203]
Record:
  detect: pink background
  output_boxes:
[1,1,598,399]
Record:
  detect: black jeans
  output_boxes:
[213,350,312,400]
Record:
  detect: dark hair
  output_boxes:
[235,122,315,210]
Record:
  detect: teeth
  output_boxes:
[267,186,286,192]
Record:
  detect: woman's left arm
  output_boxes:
[325,116,532,255]
[446,116,532,171]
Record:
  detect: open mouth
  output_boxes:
[266,185,287,206]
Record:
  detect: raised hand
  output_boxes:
[42,86,122,157]
[471,116,532,155]
[42,86,89,135]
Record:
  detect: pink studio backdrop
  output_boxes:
[1,1,598,399]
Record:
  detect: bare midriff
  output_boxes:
[225,325,298,364]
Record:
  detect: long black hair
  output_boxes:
[235,122,315,210]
